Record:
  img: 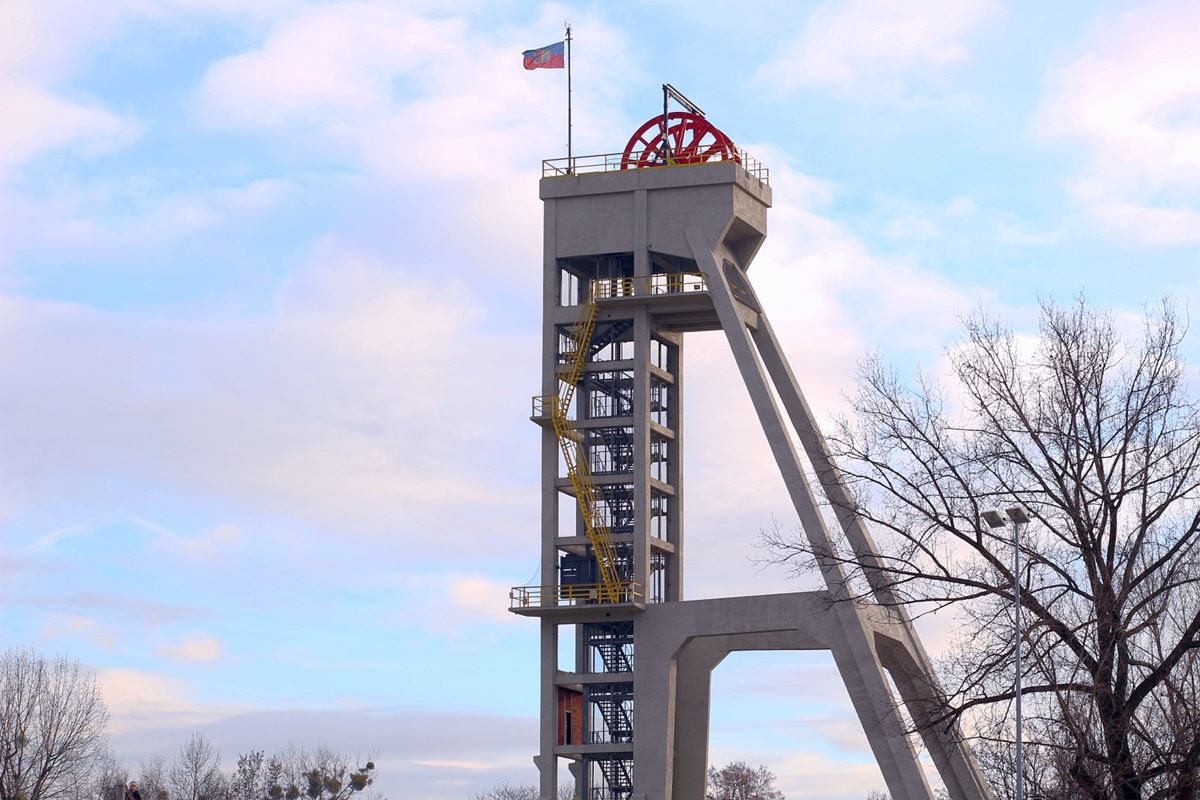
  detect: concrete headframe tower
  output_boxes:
[511,96,994,800]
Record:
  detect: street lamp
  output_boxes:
[983,506,1031,800]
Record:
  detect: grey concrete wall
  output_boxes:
[540,162,770,263]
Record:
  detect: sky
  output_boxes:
[3,1,1200,799]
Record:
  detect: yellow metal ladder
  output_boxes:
[551,288,626,603]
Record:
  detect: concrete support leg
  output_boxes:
[829,609,933,800]
[539,619,558,799]
[671,640,726,800]
[633,637,677,800]
[880,641,993,800]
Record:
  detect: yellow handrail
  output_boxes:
[592,272,707,300]
[510,582,644,609]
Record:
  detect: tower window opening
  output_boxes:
[650,551,669,603]
[585,682,635,744]
[594,487,636,534]
[590,338,635,363]
[649,378,671,426]
[583,621,634,673]
[610,543,634,580]
[561,253,634,281]
[587,427,634,475]
[556,327,585,364]
[650,337,675,372]
[559,267,584,307]
[586,754,634,800]
[587,370,634,418]
[650,493,670,540]
[649,437,670,483]
[557,320,635,365]
[589,440,634,474]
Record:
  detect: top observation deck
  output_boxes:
[538,142,771,271]
[539,107,771,213]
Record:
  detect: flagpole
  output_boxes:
[565,23,573,173]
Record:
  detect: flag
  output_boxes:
[523,41,565,70]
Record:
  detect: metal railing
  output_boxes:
[543,148,770,186]
[588,727,633,745]
[509,582,644,610]
[531,393,559,419]
[592,272,707,300]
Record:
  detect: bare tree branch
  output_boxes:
[764,299,1200,800]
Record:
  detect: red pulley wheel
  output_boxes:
[620,112,740,169]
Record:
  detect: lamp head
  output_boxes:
[1006,507,1031,524]
[981,510,1006,529]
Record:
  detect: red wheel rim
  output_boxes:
[620,112,740,169]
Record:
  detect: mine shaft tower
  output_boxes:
[511,89,994,800]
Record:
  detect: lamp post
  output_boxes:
[983,506,1031,800]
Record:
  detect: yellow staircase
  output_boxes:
[550,290,627,603]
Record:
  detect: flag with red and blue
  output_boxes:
[522,41,565,70]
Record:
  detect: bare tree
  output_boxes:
[705,761,784,800]
[82,752,127,800]
[273,746,373,800]
[0,648,110,800]
[469,783,575,800]
[228,752,263,800]
[766,300,1200,800]
[137,755,170,800]
[168,735,223,800]
[260,755,283,800]
[225,751,283,800]
[469,786,536,800]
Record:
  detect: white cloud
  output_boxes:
[1080,196,1200,247]
[757,0,999,101]
[157,632,224,663]
[0,0,306,262]
[0,0,293,80]
[4,590,204,626]
[41,613,118,650]
[143,521,244,560]
[0,553,43,577]
[1037,1,1200,245]
[377,572,527,632]
[193,2,637,182]
[3,177,297,265]
[24,516,241,561]
[446,576,523,626]
[0,2,195,175]
[411,759,497,771]
[195,3,459,125]
[98,668,234,733]
[772,753,887,800]
[0,244,535,554]
[0,81,139,173]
